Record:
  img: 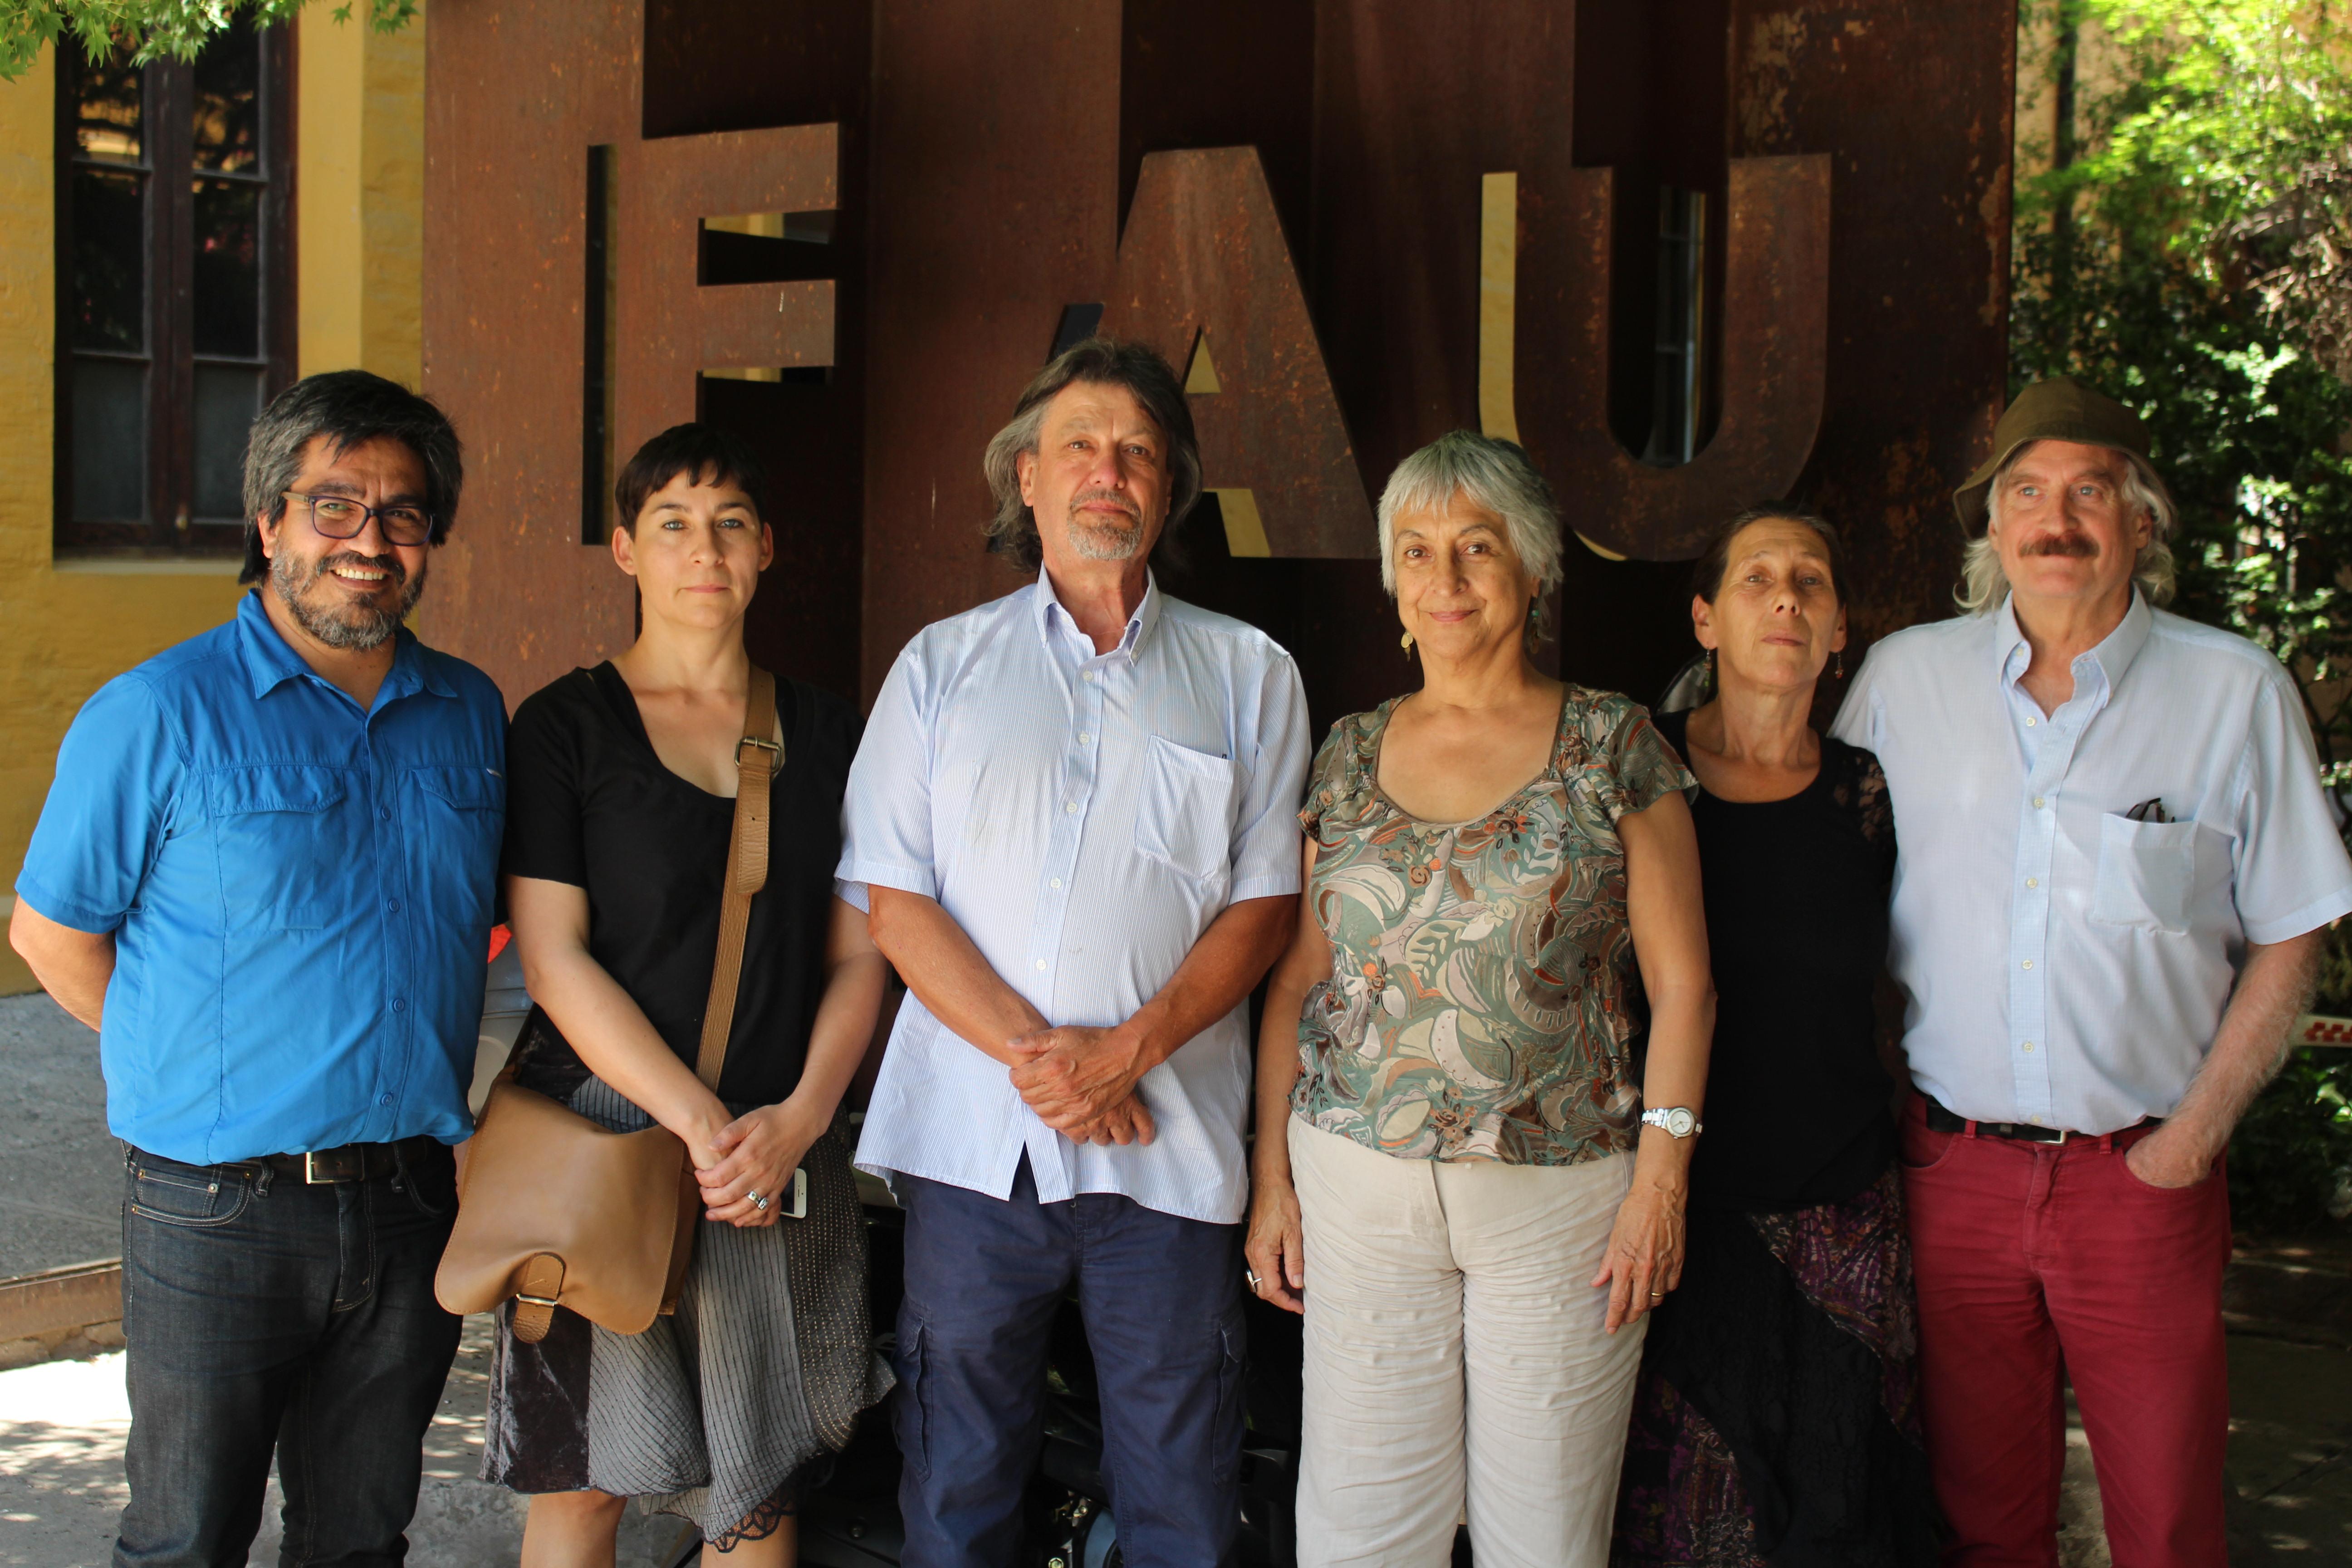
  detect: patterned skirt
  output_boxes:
[1610,1165,1943,1568]
[478,1077,893,1547]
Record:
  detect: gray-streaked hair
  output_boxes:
[981,337,1201,573]
[240,370,464,584]
[1377,430,1564,646]
[1959,440,2178,614]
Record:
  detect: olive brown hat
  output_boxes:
[1952,375,2151,536]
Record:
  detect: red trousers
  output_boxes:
[1899,1097,2232,1568]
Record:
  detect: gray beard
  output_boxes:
[272,549,426,651]
[1067,514,1144,562]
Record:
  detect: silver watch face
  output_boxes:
[1654,1107,1695,1138]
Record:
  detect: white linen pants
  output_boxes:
[1289,1119,1643,1568]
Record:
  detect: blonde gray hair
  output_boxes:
[1377,431,1564,645]
[1958,441,2179,614]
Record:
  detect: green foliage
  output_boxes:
[0,0,416,81]
[2014,2,2352,1233]
[2014,0,2352,788]
[2228,1049,2352,1236]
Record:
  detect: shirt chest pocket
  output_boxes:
[207,765,353,931]
[1135,735,1239,884]
[2088,812,2198,935]
[412,766,505,925]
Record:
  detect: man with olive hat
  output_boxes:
[1833,376,2352,1565]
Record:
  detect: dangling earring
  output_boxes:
[1401,630,1416,660]
[1705,647,1717,688]
[1834,650,1846,680]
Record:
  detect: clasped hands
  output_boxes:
[689,1094,828,1228]
[1007,1023,1158,1146]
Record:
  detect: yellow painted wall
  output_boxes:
[0,57,246,995]
[297,5,425,384]
[2,12,426,995]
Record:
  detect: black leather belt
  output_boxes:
[1924,1097,2158,1146]
[253,1137,430,1184]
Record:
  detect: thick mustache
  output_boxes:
[2019,533,2098,559]
[1068,489,1140,525]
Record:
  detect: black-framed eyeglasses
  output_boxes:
[283,491,435,548]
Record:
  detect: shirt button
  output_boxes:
[1078,732,1093,745]
[1082,671,1096,684]
[2022,1040,2035,1053]
[386,899,400,914]
[379,1093,394,1106]
[2032,796,2046,809]
[379,807,392,821]
[2025,716,2036,727]
[2026,877,2039,889]
[1034,959,1048,972]
[1064,801,1078,814]
[2021,960,2034,971]
[1050,877,1063,890]
[391,997,407,1012]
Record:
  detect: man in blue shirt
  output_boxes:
[10,371,506,1568]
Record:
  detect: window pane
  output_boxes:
[71,166,145,351]
[193,365,262,519]
[191,20,261,174]
[72,358,147,522]
[192,177,260,357]
[74,53,142,164]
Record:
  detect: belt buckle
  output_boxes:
[304,1149,358,1183]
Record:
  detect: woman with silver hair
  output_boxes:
[1244,429,1715,1565]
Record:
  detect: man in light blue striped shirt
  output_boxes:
[838,338,1309,1567]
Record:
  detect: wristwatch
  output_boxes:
[1640,1106,1703,1139]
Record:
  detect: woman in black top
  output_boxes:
[483,425,890,1564]
[1611,508,1940,1568]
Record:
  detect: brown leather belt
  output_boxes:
[1923,1097,2158,1147]
[253,1137,431,1184]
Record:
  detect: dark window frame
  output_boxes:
[54,27,295,557]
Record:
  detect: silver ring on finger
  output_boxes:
[1244,1268,1262,1291]
[748,1188,768,1212]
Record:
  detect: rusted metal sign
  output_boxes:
[421,0,2011,720]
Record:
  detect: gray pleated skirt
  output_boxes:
[478,1077,894,1546]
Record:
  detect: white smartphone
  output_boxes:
[781,1166,808,1220]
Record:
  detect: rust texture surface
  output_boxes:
[857,0,1123,692]
[420,3,855,705]
[416,0,641,704]
[1101,148,1374,561]
[423,0,2012,720]
[1726,0,2016,652]
[612,124,838,460]
[1534,156,1831,563]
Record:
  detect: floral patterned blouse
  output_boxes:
[1290,686,1695,1165]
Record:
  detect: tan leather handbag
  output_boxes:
[435,668,780,1342]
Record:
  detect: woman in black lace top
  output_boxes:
[1611,508,1941,1568]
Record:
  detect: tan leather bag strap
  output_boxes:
[694,666,778,1092]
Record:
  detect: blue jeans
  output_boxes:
[113,1141,463,1568]
[892,1157,1247,1568]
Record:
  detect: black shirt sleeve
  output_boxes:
[501,672,592,888]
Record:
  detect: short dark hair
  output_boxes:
[240,370,464,583]
[981,336,1201,571]
[613,422,769,534]
[1690,503,1849,606]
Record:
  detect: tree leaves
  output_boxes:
[0,0,416,82]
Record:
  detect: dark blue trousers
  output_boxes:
[113,1142,462,1568]
[893,1157,1246,1568]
